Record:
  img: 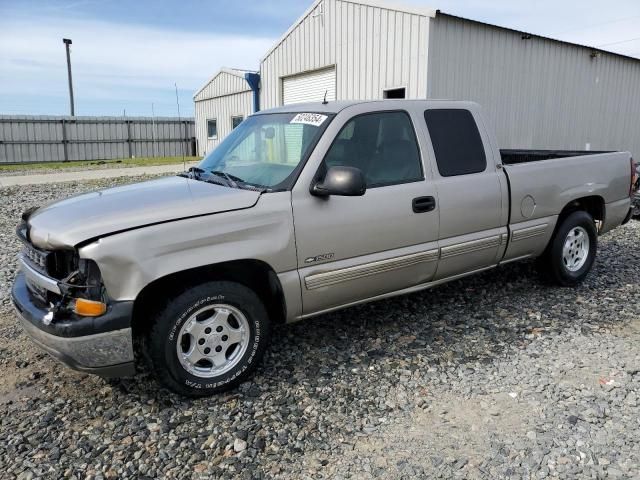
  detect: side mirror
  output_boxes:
[312,166,366,197]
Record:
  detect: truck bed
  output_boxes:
[501,149,613,165]
[502,150,632,233]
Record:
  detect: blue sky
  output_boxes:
[1,0,639,117]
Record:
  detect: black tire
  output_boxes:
[536,210,598,287]
[146,281,270,397]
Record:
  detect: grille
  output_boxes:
[22,243,48,273]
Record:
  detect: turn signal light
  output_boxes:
[74,298,107,317]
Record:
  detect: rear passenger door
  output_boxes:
[422,107,508,280]
[292,107,440,316]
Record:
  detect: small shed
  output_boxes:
[193,68,257,156]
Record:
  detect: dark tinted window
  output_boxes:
[384,88,406,99]
[231,116,243,129]
[424,109,486,177]
[207,119,217,138]
[323,111,423,187]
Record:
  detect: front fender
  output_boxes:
[78,192,297,301]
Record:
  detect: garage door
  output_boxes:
[282,67,336,105]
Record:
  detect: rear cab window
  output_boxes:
[423,109,487,177]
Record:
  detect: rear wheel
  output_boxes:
[537,211,597,286]
[147,281,270,397]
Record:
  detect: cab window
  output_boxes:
[424,109,487,177]
[322,111,423,188]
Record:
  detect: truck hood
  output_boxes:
[27,176,261,249]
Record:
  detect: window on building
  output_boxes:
[207,119,218,139]
[322,111,423,188]
[383,87,406,99]
[231,116,244,130]
[424,109,487,177]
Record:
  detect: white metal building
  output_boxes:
[195,0,640,157]
[260,0,433,108]
[193,68,257,156]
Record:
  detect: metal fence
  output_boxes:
[0,115,196,164]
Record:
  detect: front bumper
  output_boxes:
[11,273,135,377]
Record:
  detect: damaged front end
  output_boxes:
[17,222,106,321]
[12,217,135,377]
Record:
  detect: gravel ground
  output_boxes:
[0,161,144,177]
[0,160,196,177]
[0,177,638,479]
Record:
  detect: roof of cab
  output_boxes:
[255,99,474,115]
[255,101,359,115]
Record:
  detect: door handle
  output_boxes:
[412,196,436,213]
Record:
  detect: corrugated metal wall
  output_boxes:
[260,0,430,109]
[193,70,254,156]
[282,66,337,104]
[428,14,640,157]
[194,91,253,156]
[0,116,195,164]
[194,71,251,102]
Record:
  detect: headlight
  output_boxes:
[58,257,104,301]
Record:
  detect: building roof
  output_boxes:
[261,0,437,62]
[193,68,257,100]
[438,12,640,64]
[259,1,639,65]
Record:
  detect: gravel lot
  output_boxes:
[0,159,198,177]
[0,176,638,479]
[0,162,151,177]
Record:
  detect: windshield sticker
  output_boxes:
[290,113,328,127]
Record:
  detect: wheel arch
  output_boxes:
[557,195,605,230]
[538,195,604,259]
[131,259,287,347]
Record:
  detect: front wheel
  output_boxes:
[537,210,598,286]
[147,281,270,397]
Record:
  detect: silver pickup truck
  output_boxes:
[12,100,637,396]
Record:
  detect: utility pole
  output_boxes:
[62,38,75,116]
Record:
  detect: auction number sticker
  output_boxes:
[290,113,328,127]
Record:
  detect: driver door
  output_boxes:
[291,106,441,316]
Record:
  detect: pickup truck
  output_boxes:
[12,100,637,397]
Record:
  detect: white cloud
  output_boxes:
[0,16,275,105]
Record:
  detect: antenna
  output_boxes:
[322,90,329,105]
[175,83,185,171]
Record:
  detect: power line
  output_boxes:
[597,36,640,48]
[551,14,640,36]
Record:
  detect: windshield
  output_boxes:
[199,112,332,190]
